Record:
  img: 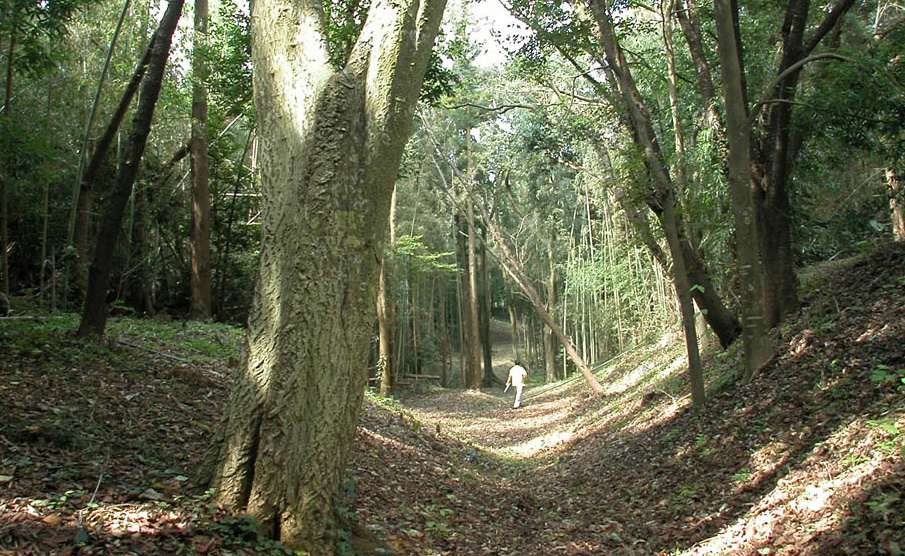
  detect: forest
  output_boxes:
[0,0,903,554]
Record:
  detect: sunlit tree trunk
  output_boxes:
[200,0,446,551]
[888,168,905,241]
[377,188,397,395]
[190,0,211,319]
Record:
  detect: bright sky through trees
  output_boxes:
[454,0,529,67]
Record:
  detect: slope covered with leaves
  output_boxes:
[1,242,903,555]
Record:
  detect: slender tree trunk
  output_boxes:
[190,0,212,319]
[713,0,774,378]
[507,296,520,361]
[675,0,722,129]
[74,34,158,299]
[888,168,905,241]
[78,0,184,337]
[70,0,133,248]
[200,0,446,550]
[544,240,557,382]
[438,278,451,385]
[377,188,397,395]
[1,28,14,296]
[214,127,254,317]
[589,0,706,405]
[659,196,706,405]
[480,230,494,385]
[377,259,395,394]
[454,214,468,379]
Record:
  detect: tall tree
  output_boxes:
[73,33,157,300]
[712,0,774,377]
[190,0,212,318]
[588,0,706,405]
[78,0,184,337]
[199,0,447,551]
[377,187,397,395]
[751,0,857,326]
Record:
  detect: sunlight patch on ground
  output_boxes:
[501,429,575,458]
[86,505,186,535]
[0,496,190,537]
[682,416,903,555]
[604,354,687,396]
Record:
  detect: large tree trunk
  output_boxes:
[78,0,184,337]
[465,197,483,389]
[189,0,212,319]
[200,0,446,551]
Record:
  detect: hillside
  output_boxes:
[1,242,903,555]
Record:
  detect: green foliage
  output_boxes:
[394,235,457,274]
[1,0,90,78]
[323,0,370,68]
[206,0,252,118]
[870,365,905,387]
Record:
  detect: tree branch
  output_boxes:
[748,52,852,123]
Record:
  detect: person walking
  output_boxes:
[505,360,528,409]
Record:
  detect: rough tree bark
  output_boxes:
[199,0,446,551]
[77,0,184,337]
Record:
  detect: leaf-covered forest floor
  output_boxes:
[2,242,904,555]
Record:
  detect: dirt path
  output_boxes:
[406,318,588,458]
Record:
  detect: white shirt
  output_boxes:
[508,365,527,387]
